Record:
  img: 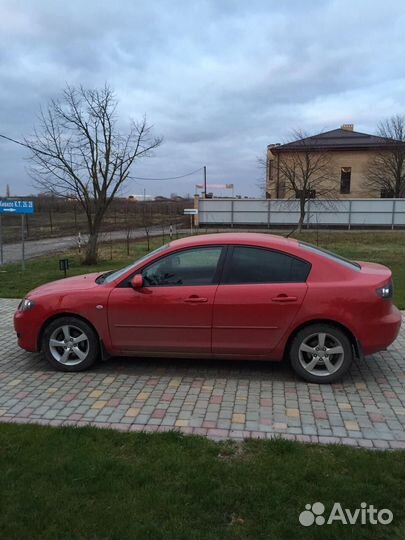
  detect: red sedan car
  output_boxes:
[14,233,401,383]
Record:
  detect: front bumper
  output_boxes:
[14,309,41,352]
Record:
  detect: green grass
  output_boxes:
[0,236,167,299]
[0,231,404,307]
[0,424,404,540]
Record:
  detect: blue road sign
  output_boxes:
[0,200,35,214]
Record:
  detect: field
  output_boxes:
[0,424,404,540]
[0,230,403,308]
[0,197,190,243]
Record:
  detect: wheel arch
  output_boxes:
[284,319,361,361]
[37,312,101,352]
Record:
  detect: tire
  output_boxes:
[42,316,100,372]
[289,323,353,384]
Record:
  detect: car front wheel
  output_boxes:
[42,316,99,372]
[289,324,353,383]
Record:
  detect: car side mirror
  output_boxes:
[131,274,143,289]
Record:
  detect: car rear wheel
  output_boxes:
[289,324,353,383]
[42,316,99,372]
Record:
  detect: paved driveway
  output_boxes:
[1,299,404,449]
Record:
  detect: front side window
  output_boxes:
[101,244,169,284]
[141,247,223,286]
[222,246,310,284]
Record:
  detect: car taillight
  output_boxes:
[376,281,393,299]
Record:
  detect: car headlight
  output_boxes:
[18,298,36,311]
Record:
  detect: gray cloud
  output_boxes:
[0,0,404,197]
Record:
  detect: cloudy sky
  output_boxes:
[0,0,404,197]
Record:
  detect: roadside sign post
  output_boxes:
[0,200,35,270]
[59,258,70,278]
[184,208,198,235]
[0,215,3,265]
[21,215,25,270]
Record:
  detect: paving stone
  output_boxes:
[0,299,404,451]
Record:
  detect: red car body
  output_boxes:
[14,233,401,367]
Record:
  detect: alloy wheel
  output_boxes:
[298,332,345,377]
[49,324,90,366]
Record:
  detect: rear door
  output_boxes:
[212,246,310,356]
[108,246,225,354]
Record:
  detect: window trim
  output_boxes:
[219,245,312,286]
[117,245,228,288]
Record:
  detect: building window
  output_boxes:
[295,189,316,199]
[381,189,394,198]
[340,167,351,194]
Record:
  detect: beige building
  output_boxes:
[266,124,398,199]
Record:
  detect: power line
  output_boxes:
[131,167,203,181]
[0,133,205,182]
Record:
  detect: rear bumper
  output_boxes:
[360,305,402,356]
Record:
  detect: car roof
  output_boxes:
[169,232,299,249]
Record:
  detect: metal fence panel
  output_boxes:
[198,198,405,228]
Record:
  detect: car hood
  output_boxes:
[27,272,102,297]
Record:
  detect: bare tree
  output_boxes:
[364,115,405,198]
[26,84,162,264]
[256,156,268,197]
[141,201,152,251]
[276,130,336,232]
[124,201,135,256]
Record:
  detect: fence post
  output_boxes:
[306,199,311,229]
[392,199,396,230]
[267,199,271,229]
[348,200,352,230]
[231,199,234,228]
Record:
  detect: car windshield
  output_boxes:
[299,242,361,271]
[99,244,170,284]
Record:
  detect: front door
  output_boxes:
[212,246,309,356]
[108,246,224,354]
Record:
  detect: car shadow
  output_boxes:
[92,355,297,382]
[11,346,387,388]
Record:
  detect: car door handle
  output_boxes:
[271,294,298,303]
[184,296,208,304]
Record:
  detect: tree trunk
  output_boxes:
[84,231,99,265]
[297,197,306,233]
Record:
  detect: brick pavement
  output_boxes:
[1,299,404,449]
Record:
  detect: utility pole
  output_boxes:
[203,166,207,198]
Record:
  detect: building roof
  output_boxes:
[270,128,404,153]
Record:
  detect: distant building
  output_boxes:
[267,124,403,199]
[127,194,154,201]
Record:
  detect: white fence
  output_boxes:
[198,198,405,228]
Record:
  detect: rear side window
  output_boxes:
[299,242,361,271]
[222,246,310,284]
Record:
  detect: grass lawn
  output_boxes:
[0,424,404,540]
[0,230,403,307]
